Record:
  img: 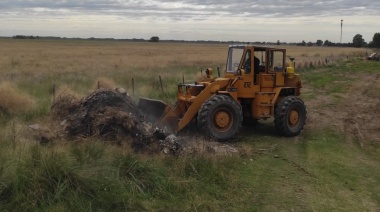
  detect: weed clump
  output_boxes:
[51,90,81,119]
[92,77,117,90]
[55,84,81,99]
[0,82,36,114]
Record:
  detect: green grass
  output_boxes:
[300,66,351,95]
[1,126,379,211]
[300,58,380,103]
[0,140,241,211]
[341,59,380,74]
[8,63,222,108]
[237,127,380,211]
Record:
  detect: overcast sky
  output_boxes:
[1,0,379,43]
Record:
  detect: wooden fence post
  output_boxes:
[52,84,56,102]
[159,75,164,92]
[132,78,135,96]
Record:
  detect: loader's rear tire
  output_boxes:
[197,95,242,140]
[274,96,306,136]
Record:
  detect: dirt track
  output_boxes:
[305,72,380,146]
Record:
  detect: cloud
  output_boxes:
[1,0,379,19]
[0,0,379,42]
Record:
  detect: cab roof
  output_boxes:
[229,44,285,51]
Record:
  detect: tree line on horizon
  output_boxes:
[279,32,380,48]
[10,33,380,48]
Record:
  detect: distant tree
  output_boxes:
[368,41,373,48]
[13,35,39,39]
[301,40,306,46]
[149,36,159,42]
[277,40,280,45]
[371,32,380,48]
[323,40,331,46]
[316,40,323,46]
[13,35,25,39]
[307,42,313,46]
[352,34,365,48]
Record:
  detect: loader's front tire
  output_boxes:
[197,95,242,140]
[274,96,306,136]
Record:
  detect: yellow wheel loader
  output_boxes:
[138,45,306,140]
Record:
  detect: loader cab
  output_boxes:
[226,45,286,85]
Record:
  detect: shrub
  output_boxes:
[0,82,36,114]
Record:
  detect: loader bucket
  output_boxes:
[138,97,179,132]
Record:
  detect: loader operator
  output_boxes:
[243,51,260,83]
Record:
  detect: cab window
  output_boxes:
[226,47,244,73]
[270,50,285,72]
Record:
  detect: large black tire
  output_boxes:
[197,95,243,140]
[274,96,307,136]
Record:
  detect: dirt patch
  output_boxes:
[305,73,380,146]
[342,74,380,145]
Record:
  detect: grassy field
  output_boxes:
[0,39,379,211]
[0,38,368,101]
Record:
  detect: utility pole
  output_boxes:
[340,19,343,44]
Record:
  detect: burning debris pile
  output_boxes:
[48,88,238,155]
[51,89,179,153]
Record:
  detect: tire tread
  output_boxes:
[197,95,242,140]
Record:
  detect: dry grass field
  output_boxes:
[0,39,367,73]
[0,38,368,100]
[0,38,379,211]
